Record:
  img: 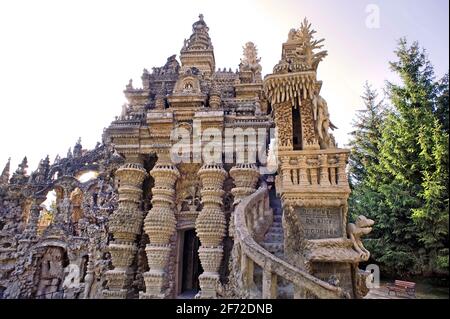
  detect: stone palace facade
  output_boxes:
[0,15,374,299]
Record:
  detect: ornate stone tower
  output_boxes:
[264,19,373,298]
[180,14,215,77]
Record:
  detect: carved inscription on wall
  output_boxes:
[296,207,342,239]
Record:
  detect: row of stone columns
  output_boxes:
[104,154,261,299]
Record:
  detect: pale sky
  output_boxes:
[0,0,448,173]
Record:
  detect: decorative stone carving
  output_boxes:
[274,102,293,150]
[104,160,147,299]
[312,94,337,149]
[239,42,262,83]
[347,215,374,261]
[195,164,227,298]
[141,154,179,299]
[274,18,327,74]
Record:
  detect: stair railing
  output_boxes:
[233,182,345,299]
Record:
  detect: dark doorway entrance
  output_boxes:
[181,229,202,294]
[292,107,302,150]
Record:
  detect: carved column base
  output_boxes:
[140,271,166,299]
[104,270,127,289]
[197,247,223,298]
[141,244,172,298]
[197,274,221,299]
[103,269,132,299]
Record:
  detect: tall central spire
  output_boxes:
[180,14,216,76]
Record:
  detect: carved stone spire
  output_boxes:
[10,156,28,185]
[273,18,327,75]
[239,42,262,83]
[180,14,215,76]
[0,157,11,184]
[73,138,83,158]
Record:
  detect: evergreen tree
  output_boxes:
[348,82,385,185]
[349,38,449,276]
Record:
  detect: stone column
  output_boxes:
[103,155,147,299]
[195,163,228,298]
[229,163,259,237]
[319,154,331,186]
[298,155,309,186]
[338,153,349,186]
[140,153,179,299]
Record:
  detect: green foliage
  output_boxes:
[349,38,449,277]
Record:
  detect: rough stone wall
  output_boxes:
[0,142,123,299]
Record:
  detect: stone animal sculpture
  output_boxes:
[347,215,374,261]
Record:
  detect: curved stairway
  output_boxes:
[232,181,346,299]
[262,186,284,258]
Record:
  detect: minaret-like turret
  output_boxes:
[0,157,11,184]
[73,137,83,158]
[180,14,216,76]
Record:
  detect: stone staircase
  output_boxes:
[234,182,345,299]
[258,184,294,298]
[262,186,284,258]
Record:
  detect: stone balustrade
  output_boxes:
[233,183,346,299]
[277,150,350,191]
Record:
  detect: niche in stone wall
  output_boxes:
[292,106,302,150]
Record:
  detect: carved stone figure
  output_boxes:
[313,95,337,149]
[347,215,375,261]
[239,42,262,83]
